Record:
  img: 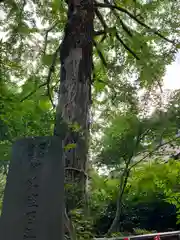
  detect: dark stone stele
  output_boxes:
[0,136,64,240]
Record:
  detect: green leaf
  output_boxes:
[52,0,62,13]
[94,80,106,92]
[64,143,77,150]
[69,122,81,132]
[18,22,38,35]
[41,54,54,66]
[38,99,51,111]
[177,218,180,225]
[176,43,180,49]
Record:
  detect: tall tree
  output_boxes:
[0,0,180,211]
[54,0,94,208]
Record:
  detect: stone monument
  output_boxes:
[0,136,64,240]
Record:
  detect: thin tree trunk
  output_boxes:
[54,0,94,210]
[107,130,142,235]
[107,166,130,235]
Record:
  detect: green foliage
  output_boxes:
[0,0,180,238]
[129,161,180,202]
[154,162,180,224]
[42,54,55,66]
[92,161,180,235]
[97,90,180,170]
[1,0,179,112]
[110,232,124,237]
[89,171,119,219]
[98,112,140,166]
[133,229,156,235]
[71,209,94,240]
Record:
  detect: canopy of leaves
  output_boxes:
[97,89,180,170]
[0,0,180,109]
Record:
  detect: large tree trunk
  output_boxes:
[54,0,94,210]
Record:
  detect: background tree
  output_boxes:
[92,161,180,236]
[96,87,180,234]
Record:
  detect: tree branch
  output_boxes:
[104,0,133,38]
[94,1,138,60]
[93,40,108,68]
[20,46,60,104]
[92,61,96,84]
[95,2,176,45]
[115,32,139,60]
[95,7,108,29]
[43,22,58,54]
[20,82,47,102]
[94,8,108,42]
[119,18,133,37]
[129,135,180,170]
[94,29,113,43]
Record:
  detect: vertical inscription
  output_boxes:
[23,141,48,240]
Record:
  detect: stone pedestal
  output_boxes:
[0,137,64,240]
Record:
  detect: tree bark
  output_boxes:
[54,0,94,210]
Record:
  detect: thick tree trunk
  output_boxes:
[54,0,94,210]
